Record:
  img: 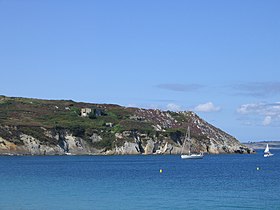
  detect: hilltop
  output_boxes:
[0,96,253,155]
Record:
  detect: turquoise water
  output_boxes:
[0,150,279,210]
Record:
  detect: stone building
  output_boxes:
[81,108,92,117]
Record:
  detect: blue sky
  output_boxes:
[0,0,279,142]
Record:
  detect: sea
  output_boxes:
[0,150,279,210]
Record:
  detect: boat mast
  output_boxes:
[181,126,189,155]
[187,126,191,155]
[181,131,187,155]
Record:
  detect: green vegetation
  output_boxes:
[118,120,154,133]
[0,96,198,148]
[92,132,114,150]
[0,97,140,144]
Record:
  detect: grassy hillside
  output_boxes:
[0,96,177,146]
[0,96,252,155]
[1,96,137,128]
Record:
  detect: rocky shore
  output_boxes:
[0,96,254,155]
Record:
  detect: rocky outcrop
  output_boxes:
[115,142,141,155]
[0,96,254,155]
[0,121,253,155]
[0,124,253,155]
[0,127,105,155]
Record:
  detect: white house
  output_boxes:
[81,108,92,117]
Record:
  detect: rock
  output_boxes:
[115,142,140,155]
[0,96,254,155]
[89,133,102,143]
[144,140,155,154]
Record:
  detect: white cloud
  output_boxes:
[145,104,160,110]
[127,103,137,108]
[166,103,181,111]
[193,102,221,112]
[237,103,260,114]
[237,102,280,126]
[237,102,280,116]
[263,116,272,126]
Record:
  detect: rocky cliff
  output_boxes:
[0,96,254,155]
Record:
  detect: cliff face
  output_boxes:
[0,96,253,155]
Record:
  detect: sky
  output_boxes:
[0,0,279,142]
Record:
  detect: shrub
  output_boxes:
[69,125,85,137]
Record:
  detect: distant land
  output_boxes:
[0,96,254,155]
[243,141,280,150]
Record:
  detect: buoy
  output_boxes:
[159,169,163,173]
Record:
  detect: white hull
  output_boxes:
[264,153,273,157]
[181,154,204,159]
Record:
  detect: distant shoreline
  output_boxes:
[243,141,280,149]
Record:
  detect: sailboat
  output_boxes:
[181,126,203,159]
[263,144,273,157]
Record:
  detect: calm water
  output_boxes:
[0,150,279,210]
